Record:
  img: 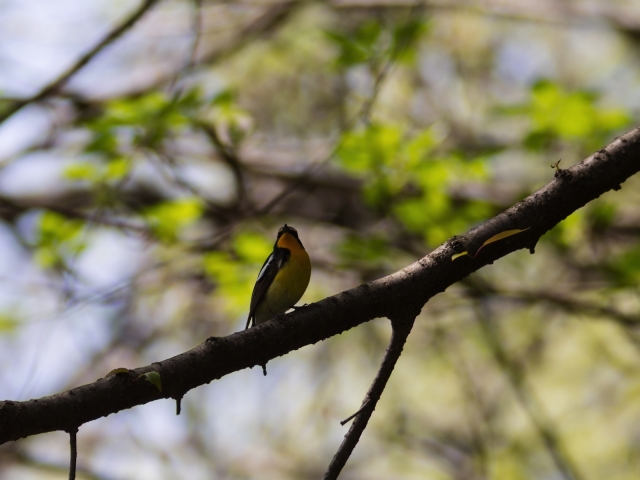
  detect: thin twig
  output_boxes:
[167,0,204,93]
[462,277,640,350]
[339,399,370,426]
[475,301,585,480]
[2,124,640,444]
[0,0,160,125]
[322,314,416,480]
[187,0,204,72]
[152,149,232,219]
[329,0,638,28]
[255,8,422,218]
[0,196,150,234]
[197,121,248,210]
[465,279,640,328]
[99,1,298,101]
[68,428,78,480]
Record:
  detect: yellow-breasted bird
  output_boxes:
[245,224,311,375]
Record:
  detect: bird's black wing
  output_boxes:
[245,247,290,329]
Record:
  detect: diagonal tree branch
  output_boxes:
[323,313,417,480]
[100,1,299,101]
[1,125,640,445]
[0,0,161,125]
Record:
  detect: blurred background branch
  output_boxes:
[0,0,640,478]
[0,0,162,124]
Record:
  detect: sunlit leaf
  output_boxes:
[203,231,275,318]
[34,211,86,268]
[451,251,469,261]
[64,162,99,181]
[105,158,130,180]
[233,232,272,263]
[472,228,530,258]
[515,80,632,151]
[141,372,162,392]
[145,198,203,242]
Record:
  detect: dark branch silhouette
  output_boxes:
[323,313,416,480]
[0,0,161,125]
[1,125,640,474]
[67,428,78,480]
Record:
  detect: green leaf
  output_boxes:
[391,18,429,62]
[337,124,402,173]
[515,80,632,150]
[233,232,272,263]
[105,157,130,181]
[471,228,530,258]
[64,162,99,181]
[597,108,631,131]
[203,230,274,318]
[142,372,162,392]
[0,313,19,332]
[404,129,437,166]
[609,243,640,286]
[544,210,585,251]
[34,211,86,268]
[84,130,118,156]
[64,158,130,184]
[355,20,381,47]
[324,30,369,67]
[394,198,429,233]
[211,89,236,107]
[145,198,203,243]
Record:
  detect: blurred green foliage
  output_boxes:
[338,233,391,268]
[84,90,201,154]
[326,17,428,69]
[64,157,130,182]
[2,3,640,480]
[0,312,19,333]
[610,244,640,287]
[508,80,632,152]
[33,211,86,269]
[207,89,253,147]
[203,231,272,317]
[336,124,490,245]
[145,198,204,243]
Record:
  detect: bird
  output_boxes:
[245,224,311,375]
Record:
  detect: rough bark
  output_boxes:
[1,126,639,445]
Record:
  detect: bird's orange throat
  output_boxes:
[276,232,305,251]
